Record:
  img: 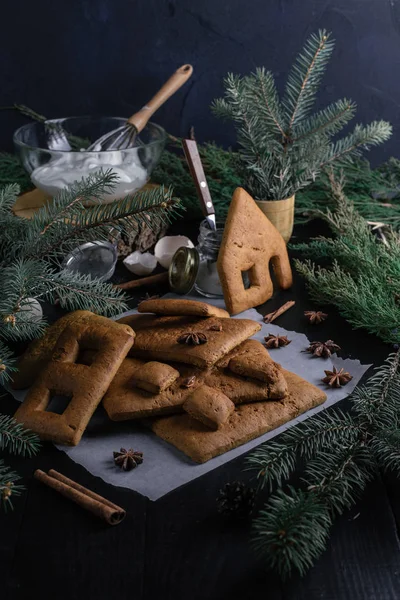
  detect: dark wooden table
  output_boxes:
[2,223,400,600]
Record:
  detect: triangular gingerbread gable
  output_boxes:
[217,187,292,315]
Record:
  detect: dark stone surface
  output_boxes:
[2,0,400,165]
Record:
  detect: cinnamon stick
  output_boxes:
[34,469,126,525]
[263,300,295,324]
[115,271,169,291]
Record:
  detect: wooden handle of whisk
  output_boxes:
[127,64,193,133]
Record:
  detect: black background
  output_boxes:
[2,0,400,164]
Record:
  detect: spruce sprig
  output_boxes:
[0,414,40,457]
[212,29,391,200]
[0,460,25,512]
[248,352,400,579]
[0,168,179,512]
[293,172,400,344]
[0,416,40,511]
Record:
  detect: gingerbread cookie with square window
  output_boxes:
[217,187,293,315]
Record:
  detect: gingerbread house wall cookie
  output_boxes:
[217,187,293,315]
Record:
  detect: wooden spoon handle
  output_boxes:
[128,64,193,133]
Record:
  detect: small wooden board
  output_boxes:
[12,188,51,219]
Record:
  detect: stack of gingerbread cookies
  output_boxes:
[13,299,326,463]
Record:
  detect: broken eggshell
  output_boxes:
[123,250,157,276]
[154,236,194,269]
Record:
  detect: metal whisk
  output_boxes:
[87,64,193,151]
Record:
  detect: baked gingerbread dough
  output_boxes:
[103,339,288,421]
[138,298,230,319]
[117,313,261,368]
[217,187,293,315]
[11,311,126,390]
[150,369,326,463]
[183,385,235,430]
[14,318,135,445]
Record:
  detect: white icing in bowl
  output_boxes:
[31,151,148,203]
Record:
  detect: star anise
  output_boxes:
[209,324,223,332]
[304,310,328,325]
[305,340,341,358]
[322,367,352,388]
[177,332,208,345]
[264,334,291,349]
[181,375,197,388]
[113,448,143,471]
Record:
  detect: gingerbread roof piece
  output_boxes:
[217,187,293,315]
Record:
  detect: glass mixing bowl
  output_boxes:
[13,116,167,204]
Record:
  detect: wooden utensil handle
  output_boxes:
[182,139,215,217]
[114,271,168,290]
[128,64,193,133]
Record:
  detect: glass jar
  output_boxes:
[194,220,224,298]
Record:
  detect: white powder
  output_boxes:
[31,151,148,201]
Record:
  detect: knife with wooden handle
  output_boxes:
[182,138,216,230]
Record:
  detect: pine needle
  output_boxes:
[248,351,400,578]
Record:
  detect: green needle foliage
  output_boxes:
[296,157,400,228]
[0,169,180,510]
[212,30,392,200]
[293,171,400,344]
[0,415,40,511]
[247,351,400,579]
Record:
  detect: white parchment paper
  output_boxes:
[11,296,371,500]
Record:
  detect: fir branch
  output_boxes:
[292,98,356,142]
[0,339,17,384]
[304,444,375,514]
[248,67,287,139]
[247,352,400,578]
[0,460,24,512]
[246,408,361,490]
[369,429,400,475]
[321,121,393,168]
[24,176,179,260]
[352,352,400,428]
[283,29,334,130]
[0,414,40,457]
[0,183,20,213]
[293,173,400,343]
[0,153,32,192]
[212,30,391,200]
[41,269,128,316]
[253,487,332,579]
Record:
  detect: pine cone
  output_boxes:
[216,481,256,519]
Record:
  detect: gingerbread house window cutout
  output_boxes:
[217,187,293,315]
